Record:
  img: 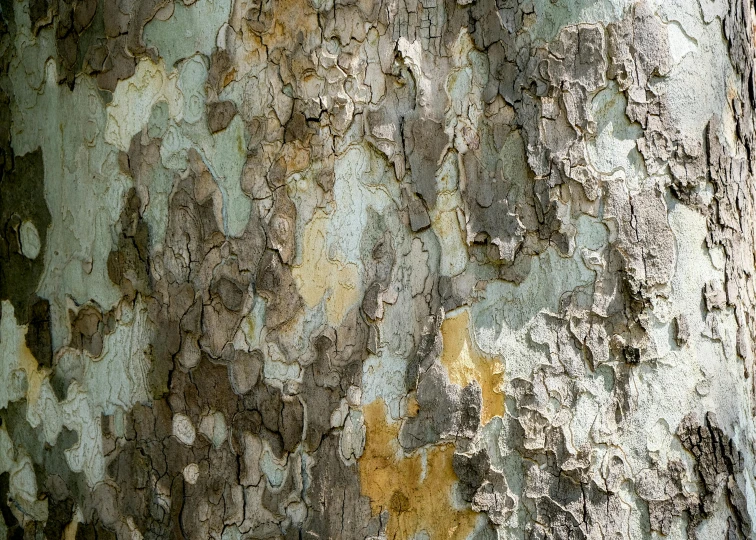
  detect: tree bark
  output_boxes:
[1,0,756,538]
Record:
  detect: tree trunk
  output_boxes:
[1,0,756,538]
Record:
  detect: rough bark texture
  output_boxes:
[1,0,756,538]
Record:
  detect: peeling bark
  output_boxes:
[2,0,756,538]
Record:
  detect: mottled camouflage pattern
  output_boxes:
[1,0,756,538]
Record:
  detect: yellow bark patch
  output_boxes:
[439,309,505,424]
[359,400,478,540]
[18,336,48,410]
[292,211,360,325]
[62,515,79,540]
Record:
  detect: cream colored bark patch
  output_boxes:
[105,59,180,152]
[19,220,41,259]
[439,309,505,424]
[291,211,360,326]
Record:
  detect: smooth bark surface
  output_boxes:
[1,0,756,538]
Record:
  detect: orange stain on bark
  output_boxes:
[359,400,478,540]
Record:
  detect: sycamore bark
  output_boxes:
[1,0,756,538]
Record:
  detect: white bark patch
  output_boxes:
[667,20,697,64]
[340,410,366,462]
[19,221,41,259]
[173,414,196,446]
[183,463,200,485]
